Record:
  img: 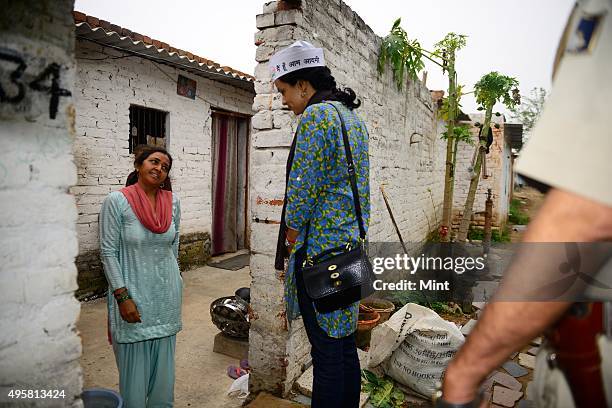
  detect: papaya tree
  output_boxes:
[431,33,465,243]
[378,22,467,241]
[377,18,426,88]
[456,72,520,242]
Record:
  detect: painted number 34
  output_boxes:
[0,48,71,119]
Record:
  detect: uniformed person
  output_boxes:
[436,0,612,406]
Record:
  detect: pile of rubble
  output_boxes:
[462,302,539,408]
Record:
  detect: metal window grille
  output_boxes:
[129,105,167,153]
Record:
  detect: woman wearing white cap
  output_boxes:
[272,41,370,408]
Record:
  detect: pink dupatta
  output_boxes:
[120,183,173,234]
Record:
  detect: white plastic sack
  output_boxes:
[367,303,465,397]
[227,373,249,399]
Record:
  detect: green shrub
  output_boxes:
[361,370,405,408]
[468,226,511,242]
[509,198,530,225]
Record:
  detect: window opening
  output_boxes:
[129,105,167,153]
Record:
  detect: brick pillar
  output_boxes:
[248,0,447,397]
[248,0,311,397]
[0,1,82,406]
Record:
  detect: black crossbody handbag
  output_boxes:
[300,103,375,313]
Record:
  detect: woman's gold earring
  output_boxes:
[301,92,306,98]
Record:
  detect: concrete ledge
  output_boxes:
[213,332,249,360]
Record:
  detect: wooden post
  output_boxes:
[484,189,493,255]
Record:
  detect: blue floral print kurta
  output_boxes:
[285,101,370,339]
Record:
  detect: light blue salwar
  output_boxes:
[100,191,182,407]
[113,335,176,408]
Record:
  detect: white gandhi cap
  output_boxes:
[269,40,326,82]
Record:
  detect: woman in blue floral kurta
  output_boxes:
[272,41,370,408]
[284,101,370,336]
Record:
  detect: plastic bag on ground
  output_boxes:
[227,373,249,399]
[367,303,465,398]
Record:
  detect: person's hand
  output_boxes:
[118,299,141,323]
[286,227,298,254]
[439,362,484,408]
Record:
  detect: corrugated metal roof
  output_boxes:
[73,11,254,93]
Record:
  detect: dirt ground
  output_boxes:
[510,186,545,242]
[78,262,251,408]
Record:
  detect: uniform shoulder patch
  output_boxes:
[566,11,606,54]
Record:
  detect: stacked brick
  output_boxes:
[452,115,513,230]
[0,0,83,404]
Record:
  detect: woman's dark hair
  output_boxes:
[125,145,173,191]
[278,66,361,110]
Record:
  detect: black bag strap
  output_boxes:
[300,102,367,264]
[328,102,366,240]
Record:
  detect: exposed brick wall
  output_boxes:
[0,0,83,404]
[177,232,212,271]
[75,250,106,300]
[249,0,446,395]
[71,39,254,296]
[452,115,513,230]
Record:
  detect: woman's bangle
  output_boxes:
[116,292,131,304]
[113,287,128,297]
[114,289,131,304]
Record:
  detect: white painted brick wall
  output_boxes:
[249,0,447,395]
[0,1,82,405]
[72,40,254,253]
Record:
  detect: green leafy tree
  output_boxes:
[509,86,547,140]
[433,33,467,242]
[377,18,425,89]
[457,72,520,242]
[378,23,467,241]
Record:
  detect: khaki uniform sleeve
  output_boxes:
[515,0,612,206]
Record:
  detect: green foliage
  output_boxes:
[389,290,426,308]
[434,32,468,55]
[378,18,425,90]
[468,226,511,242]
[509,87,547,136]
[509,198,530,225]
[438,84,464,122]
[427,301,463,315]
[474,72,520,110]
[361,370,405,408]
[427,228,441,243]
[442,124,473,145]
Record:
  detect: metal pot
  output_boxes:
[210,296,250,338]
[234,287,250,303]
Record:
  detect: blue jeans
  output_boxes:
[295,249,361,408]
